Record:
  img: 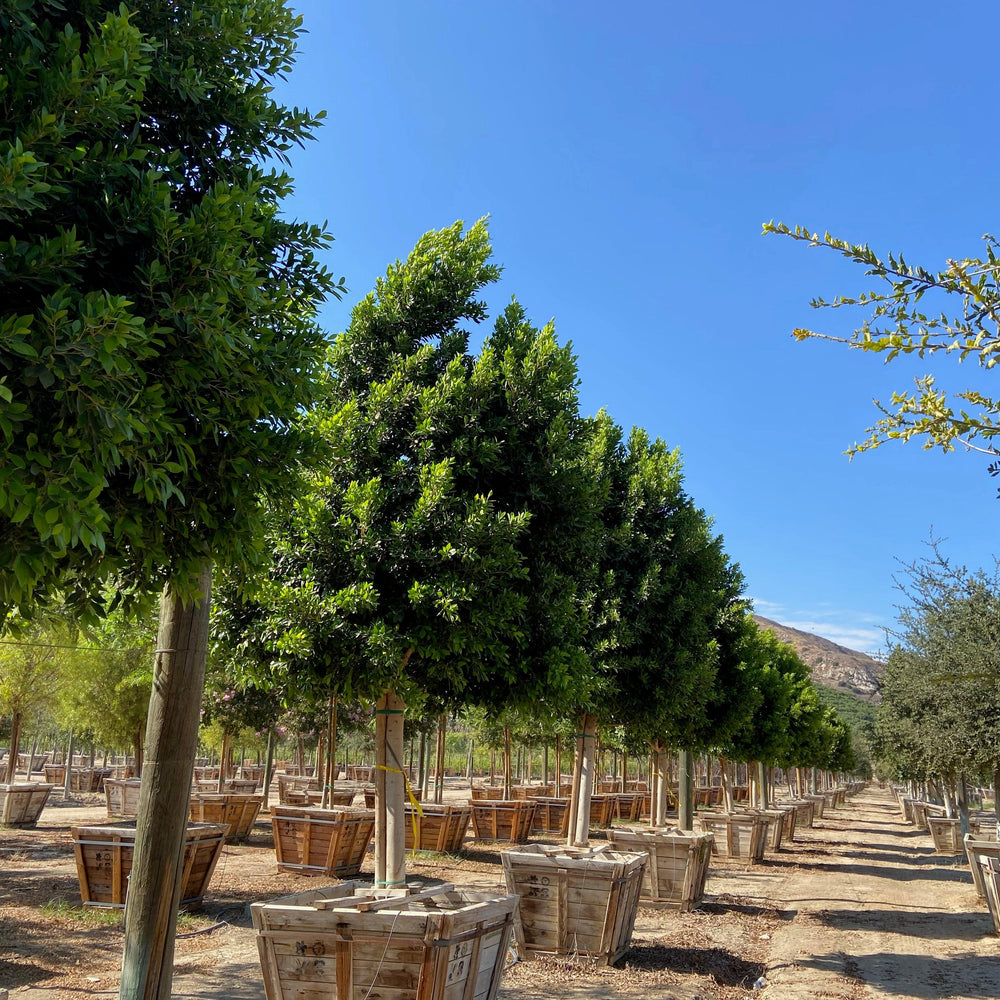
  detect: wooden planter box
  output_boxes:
[70,822,227,909]
[252,881,519,1000]
[288,787,357,808]
[588,793,617,829]
[928,816,963,855]
[608,826,713,911]
[190,792,263,843]
[614,792,644,823]
[0,782,54,827]
[511,784,553,800]
[238,765,266,787]
[470,784,506,800]
[966,837,1000,933]
[43,764,66,785]
[784,799,816,829]
[802,793,826,820]
[346,765,374,782]
[67,767,113,793]
[754,808,791,851]
[271,806,375,877]
[501,844,646,965]
[276,772,320,804]
[104,778,143,818]
[697,812,769,864]
[469,799,536,842]
[363,786,419,809]
[528,796,571,837]
[404,803,470,853]
[965,834,1000,902]
[193,766,220,781]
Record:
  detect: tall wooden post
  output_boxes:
[678,748,694,831]
[569,713,597,847]
[119,564,211,1000]
[435,714,447,805]
[374,688,407,889]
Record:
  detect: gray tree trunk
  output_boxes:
[119,563,211,1000]
[678,748,694,831]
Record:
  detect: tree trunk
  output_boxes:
[263,729,275,813]
[62,730,76,799]
[216,732,231,793]
[757,761,769,810]
[568,713,597,847]
[503,727,512,799]
[554,734,561,797]
[119,564,211,1000]
[678,748,694,831]
[654,746,670,826]
[321,695,337,809]
[417,729,427,798]
[5,709,22,783]
[374,687,407,889]
[435,714,447,805]
[720,756,733,812]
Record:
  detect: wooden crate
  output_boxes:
[404,803,470,853]
[928,816,963,855]
[802,794,826,820]
[252,881,519,1000]
[0,782,54,827]
[470,800,536,842]
[528,796,571,837]
[965,834,1000,901]
[783,799,816,829]
[276,773,320,804]
[70,822,226,909]
[588,794,616,829]
[696,813,769,864]
[470,784,506,800]
[511,784,553,800]
[104,778,143,818]
[43,764,66,785]
[346,765,374,782]
[189,792,264,842]
[363,786,419,809]
[753,808,791,851]
[238,765,266,788]
[67,767,113,793]
[614,792,644,823]
[607,826,713,911]
[271,806,376,877]
[501,844,646,965]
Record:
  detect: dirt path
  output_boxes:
[4,785,999,999]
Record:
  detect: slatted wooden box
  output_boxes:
[363,786,419,809]
[404,803,470,853]
[501,844,646,966]
[802,793,826,820]
[190,792,264,843]
[276,773,320,805]
[70,822,227,909]
[607,827,713,911]
[470,784,506,800]
[696,812,769,864]
[511,784,553,800]
[67,767,113,793]
[588,794,617,829]
[529,796,571,836]
[43,764,66,785]
[104,778,143,818]
[614,792,644,823]
[784,799,816,829]
[271,806,376,877]
[965,834,1000,902]
[469,799,536,842]
[252,881,519,1000]
[0,782,54,827]
[928,816,963,855]
[289,787,357,808]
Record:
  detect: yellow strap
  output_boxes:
[376,764,425,853]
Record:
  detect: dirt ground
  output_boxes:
[1,785,998,999]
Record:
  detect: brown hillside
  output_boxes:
[753,615,883,700]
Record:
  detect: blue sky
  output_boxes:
[274,2,999,656]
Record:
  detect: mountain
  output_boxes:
[753,615,883,700]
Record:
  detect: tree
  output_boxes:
[872,545,1000,830]
[2,6,340,997]
[763,221,1000,465]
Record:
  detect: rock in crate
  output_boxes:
[501,843,647,966]
[252,881,519,1000]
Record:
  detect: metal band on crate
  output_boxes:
[374,878,407,887]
